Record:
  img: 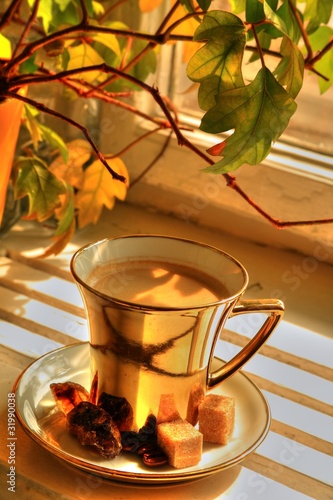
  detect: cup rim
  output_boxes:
[70,234,249,311]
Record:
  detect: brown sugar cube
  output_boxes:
[156,393,181,424]
[186,382,205,426]
[157,419,203,468]
[198,394,235,445]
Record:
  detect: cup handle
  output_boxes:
[208,299,284,387]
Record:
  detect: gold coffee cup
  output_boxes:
[70,235,284,430]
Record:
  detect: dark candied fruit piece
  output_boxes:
[50,381,89,415]
[97,392,133,431]
[139,414,157,436]
[142,450,168,467]
[121,430,145,453]
[121,414,157,453]
[67,401,122,458]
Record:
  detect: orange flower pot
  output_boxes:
[0,90,25,224]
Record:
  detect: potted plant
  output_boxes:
[0,0,332,255]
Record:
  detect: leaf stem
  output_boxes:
[251,24,266,68]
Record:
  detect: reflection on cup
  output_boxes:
[71,235,284,429]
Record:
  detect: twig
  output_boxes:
[98,0,128,23]
[11,0,40,60]
[0,0,22,30]
[307,35,333,69]
[130,131,173,188]
[288,0,313,63]
[227,176,333,228]
[105,127,165,161]
[3,90,126,182]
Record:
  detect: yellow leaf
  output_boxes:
[139,0,164,12]
[0,33,12,59]
[37,219,76,258]
[49,139,92,188]
[67,44,105,82]
[75,157,129,228]
[163,2,202,63]
[92,32,121,58]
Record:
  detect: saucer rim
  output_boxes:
[13,342,271,484]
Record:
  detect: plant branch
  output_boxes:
[129,131,173,189]
[98,0,128,23]
[105,127,163,162]
[3,90,126,182]
[11,0,40,60]
[308,35,333,67]
[0,0,22,30]
[288,0,313,63]
[227,176,333,228]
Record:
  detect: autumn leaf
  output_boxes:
[202,67,297,173]
[187,11,246,110]
[37,219,76,258]
[274,36,304,98]
[0,33,12,58]
[36,187,76,258]
[49,139,92,189]
[66,44,105,82]
[91,32,121,58]
[75,157,129,228]
[14,157,67,221]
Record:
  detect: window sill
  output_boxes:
[100,109,333,264]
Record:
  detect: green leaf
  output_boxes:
[38,124,69,162]
[187,11,246,110]
[54,186,75,236]
[246,0,265,23]
[196,0,212,9]
[274,1,302,43]
[23,105,43,149]
[263,1,288,37]
[201,67,297,173]
[33,0,54,33]
[54,0,73,11]
[246,0,278,23]
[14,157,67,222]
[19,55,39,74]
[309,26,333,93]
[180,0,211,10]
[304,0,333,34]
[129,40,158,86]
[274,37,304,98]
[229,0,246,15]
[23,106,68,160]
